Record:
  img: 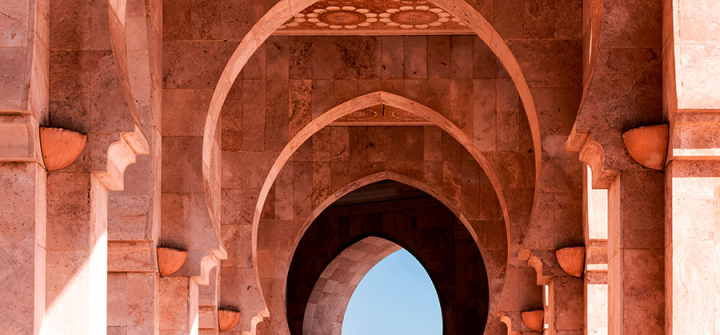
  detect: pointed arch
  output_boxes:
[255,91,511,255]
[282,175,495,334]
[302,236,404,335]
[250,93,522,333]
[201,0,542,231]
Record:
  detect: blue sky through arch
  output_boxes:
[341,248,443,335]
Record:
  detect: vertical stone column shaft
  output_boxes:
[607,171,664,335]
[45,172,108,335]
[665,160,720,334]
[0,163,46,335]
[584,164,608,335]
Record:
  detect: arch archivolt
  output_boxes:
[203,0,543,233]
[257,170,507,334]
[301,236,402,335]
[216,89,541,333]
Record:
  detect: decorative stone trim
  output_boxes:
[276,0,469,33]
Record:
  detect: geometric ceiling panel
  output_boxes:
[330,104,432,126]
[274,0,473,35]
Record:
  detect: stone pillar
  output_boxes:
[198,268,220,334]
[663,0,720,332]
[45,170,108,334]
[0,159,46,335]
[663,112,720,334]
[0,0,49,332]
[159,276,200,335]
[664,159,720,334]
[108,272,159,335]
[583,165,608,335]
[607,171,664,335]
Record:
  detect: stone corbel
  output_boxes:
[218,309,241,332]
[157,246,188,276]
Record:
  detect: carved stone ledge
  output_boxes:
[527,251,555,285]
[498,311,524,335]
[93,127,149,191]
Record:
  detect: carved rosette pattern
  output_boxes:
[331,104,431,125]
[277,0,469,32]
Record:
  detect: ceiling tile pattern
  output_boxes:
[275,0,472,35]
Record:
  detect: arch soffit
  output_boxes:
[201,0,543,231]
[301,235,461,335]
[301,236,403,335]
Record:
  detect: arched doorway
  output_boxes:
[286,181,491,334]
[342,247,443,335]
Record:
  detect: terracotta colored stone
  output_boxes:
[7,1,720,334]
[218,309,241,331]
[157,246,188,277]
[39,127,87,171]
[622,124,669,171]
[556,246,586,278]
[522,310,544,332]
